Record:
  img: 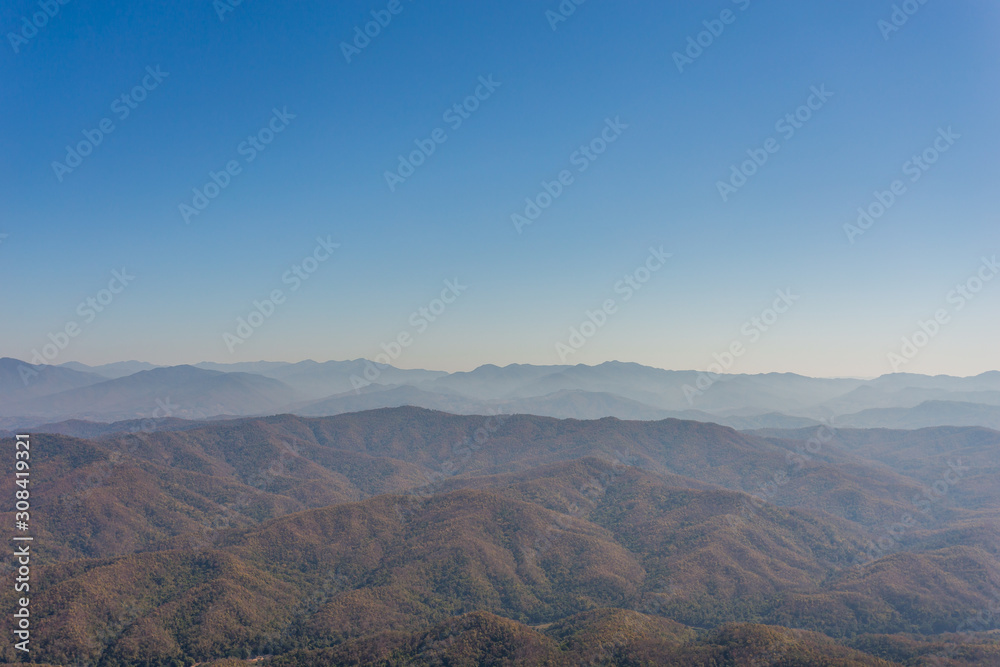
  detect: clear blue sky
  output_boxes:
[2,0,998,376]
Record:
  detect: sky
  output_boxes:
[2,0,998,377]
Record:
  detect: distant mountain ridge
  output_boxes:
[195,359,447,399]
[0,357,105,401]
[59,360,161,378]
[5,364,300,422]
[2,357,1000,430]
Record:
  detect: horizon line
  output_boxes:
[8,355,1000,381]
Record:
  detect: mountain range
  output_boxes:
[5,357,1000,433]
[2,407,998,665]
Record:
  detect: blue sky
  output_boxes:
[2,0,998,376]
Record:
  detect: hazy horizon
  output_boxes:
[14,355,999,382]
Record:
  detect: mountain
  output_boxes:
[714,411,822,430]
[836,400,1000,430]
[293,384,488,417]
[498,388,674,420]
[193,360,301,374]
[420,363,1000,429]
[59,360,162,378]
[4,365,301,421]
[6,409,997,557]
[426,363,577,400]
[425,362,866,413]
[867,371,1000,393]
[2,408,999,664]
[807,383,1000,417]
[267,613,904,666]
[295,383,825,427]
[12,356,1000,435]
[13,407,987,531]
[297,385,675,421]
[0,356,105,401]
[0,415,205,440]
[196,359,447,399]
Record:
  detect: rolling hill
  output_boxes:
[2,408,999,664]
